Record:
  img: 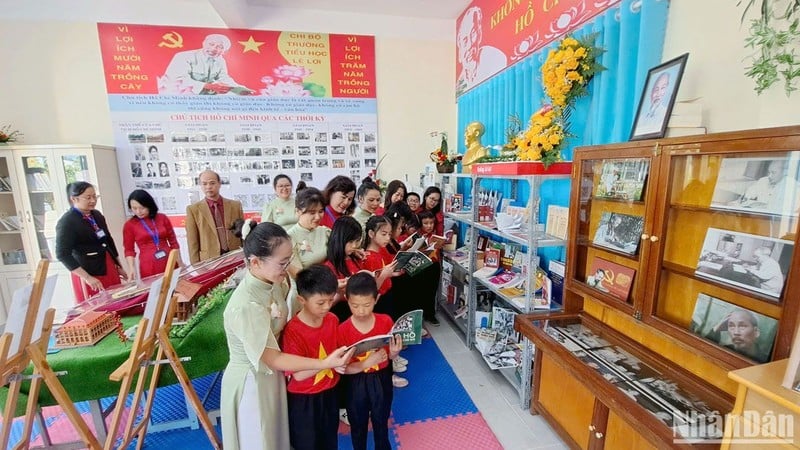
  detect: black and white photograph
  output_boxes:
[257,174,271,185]
[350,144,360,158]
[690,293,778,363]
[592,211,645,255]
[710,155,800,216]
[298,159,313,169]
[190,133,208,142]
[233,133,251,142]
[210,147,226,157]
[153,180,171,189]
[695,228,793,298]
[365,158,377,168]
[332,145,345,155]
[630,53,689,141]
[134,146,147,161]
[130,162,142,178]
[573,350,624,383]
[146,133,165,143]
[555,324,612,350]
[209,133,226,142]
[300,172,314,183]
[145,162,157,177]
[315,145,328,156]
[364,145,377,155]
[174,162,190,174]
[331,132,343,140]
[240,176,253,184]
[348,132,360,142]
[173,147,189,159]
[161,196,177,211]
[251,194,266,208]
[191,148,208,158]
[171,133,189,142]
[615,380,677,428]
[279,132,295,140]
[544,326,584,352]
[364,132,376,142]
[316,159,329,169]
[158,162,170,177]
[246,147,262,157]
[282,159,296,169]
[264,147,279,156]
[135,180,153,189]
[298,146,312,156]
[593,346,661,381]
[297,132,310,140]
[315,132,328,142]
[227,148,245,157]
[128,133,146,143]
[349,160,361,169]
[282,145,295,156]
[176,177,193,188]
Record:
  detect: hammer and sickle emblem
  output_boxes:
[158,32,184,48]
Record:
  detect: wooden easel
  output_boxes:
[103,250,221,450]
[0,259,102,449]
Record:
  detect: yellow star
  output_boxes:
[313,343,334,385]
[239,36,265,53]
[357,351,380,372]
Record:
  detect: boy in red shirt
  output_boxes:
[339,272,403,450]
[282,264,345,450]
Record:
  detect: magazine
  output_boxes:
[587,257,636,302]
[592,211,645,255]
[393,250,434,277]
[345,309,424,355]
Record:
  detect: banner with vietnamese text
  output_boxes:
[456,0,619,96]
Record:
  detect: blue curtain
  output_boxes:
[457,0,670,158]
[455,0,669,266]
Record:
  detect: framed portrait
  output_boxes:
[689,293,777,363]
[630,53,689,141]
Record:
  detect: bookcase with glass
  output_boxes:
[0,145,125,325]
[436,167,570,408]
[515,126,800,448]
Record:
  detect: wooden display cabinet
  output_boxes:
[516,125,800,448]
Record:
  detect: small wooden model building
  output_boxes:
[55,310,116,348]
[174,279,203,322]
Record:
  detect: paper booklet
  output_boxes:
[346,309,424,356]
[393,250,434,277]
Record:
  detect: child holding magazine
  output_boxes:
[281,265,345,450]
[414,210,443,326]
[324,216,366,321]
[361,215,408,387]
[339,273,404,450]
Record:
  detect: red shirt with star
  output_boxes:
[281,312,340,394]
[361,249,392,295]
[338,313,394,373]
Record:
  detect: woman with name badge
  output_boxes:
[122,189,184,281]
[56,182,127,302]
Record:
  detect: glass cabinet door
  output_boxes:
[0,156,29,268]
[646,148,800,364]
[568,148,659,314]
[19,155,57,260]
[61,154,91,184]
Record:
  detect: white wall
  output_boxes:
[0,0,456,190]
[663,0,799,131]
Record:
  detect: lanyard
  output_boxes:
[324,206,337,224]
[138,217,160,249]
[74,208,99,231]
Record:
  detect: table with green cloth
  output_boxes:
[22,289,233,407]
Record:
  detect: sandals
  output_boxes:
[392,375,409,388]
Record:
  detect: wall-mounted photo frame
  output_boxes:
[629,53,689,141]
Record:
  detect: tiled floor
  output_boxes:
[428,316,568,450]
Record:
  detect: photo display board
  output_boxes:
[96,23,377,226]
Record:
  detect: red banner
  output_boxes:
[455,0,618,96]
[97,23,375,98]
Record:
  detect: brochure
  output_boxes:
[346,309,424,355]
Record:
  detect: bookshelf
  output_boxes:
[436,166,570,408]
[0,145,125,325]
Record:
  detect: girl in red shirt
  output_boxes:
[361,216,401,319]
[324,216,365,321]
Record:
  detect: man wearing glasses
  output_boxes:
[185,170,244,264]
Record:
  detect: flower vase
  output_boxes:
[436,163,455,174]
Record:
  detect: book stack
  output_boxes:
[26,172,52,191]
[0,177,12,192]
[0,215,22,231]
[666,101,706,138]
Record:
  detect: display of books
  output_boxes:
[695,228,792,299]
[545,205,569,240]
[594,158,650,201]
[345,309,424,355]
[710,156,800,216]
[592,211,644,255]
[481,343,522,370]
[587,257,635,302]
[689,293,777,363]
[445,194,463,212]
[393,250,433,277]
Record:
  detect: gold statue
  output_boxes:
[462,121,489,172]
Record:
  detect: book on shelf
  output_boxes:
[393,250,433,277]
[482,343,523,370]
[545,205,569,240]
[345,309,424,355]
[484,247,501,268]
[443,246,470,265]
[0,177,11,192]
[587,257,635,301]
[445,194,463,213]
[548,260,565,305]
[425,229,454,250]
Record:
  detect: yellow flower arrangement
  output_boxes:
[541,34,603,109]
[514,105,567,167]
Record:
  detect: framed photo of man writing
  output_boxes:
[630,53,689,141]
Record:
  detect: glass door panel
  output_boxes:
[20,155,56,260]
[0,156,27,267]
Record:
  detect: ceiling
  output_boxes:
[246,0,471,19]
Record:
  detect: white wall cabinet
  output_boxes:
[0,144,124,324]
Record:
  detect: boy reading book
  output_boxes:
[339,272,404,450]
[281,265,344,450]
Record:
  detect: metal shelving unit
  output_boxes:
[435,169,570,409]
